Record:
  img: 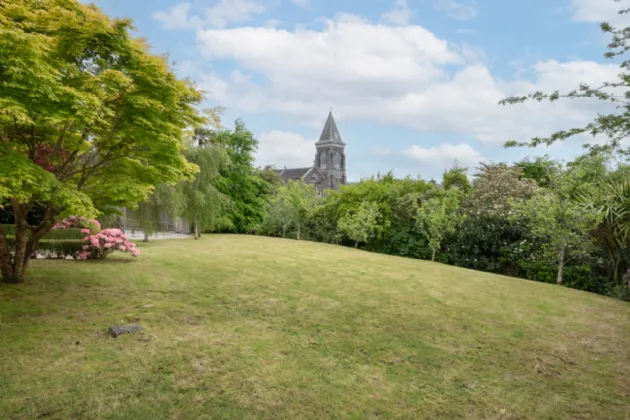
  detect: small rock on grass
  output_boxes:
[108,324,144,338]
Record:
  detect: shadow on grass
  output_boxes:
[77,258,136,264]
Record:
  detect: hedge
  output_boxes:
[2,224,16,236]
[1,225,84,240]
[2,225,85,259]
[4,237,84,259]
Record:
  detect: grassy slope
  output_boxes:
[0,235,629,419]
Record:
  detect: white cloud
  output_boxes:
[571,0,630,25]
[197,73,229,100]
[153,0,264,30]
[205,0,265,28]
[381,0,413,25]
[193,14,621,146]
[264,19,282,28]
[434,0,478,21]
[176,60,200,78]
[152,3,201,30]
[291,0,309,8]
[256,131,315,168]
[404,143,484,169]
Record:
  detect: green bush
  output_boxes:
[2,224,16,236]
[44,228,85,240]
[4,234,84,260]
[1,225,84,240]
[607,285,630,302]
[563,265,608,294]
[36,239,84,259]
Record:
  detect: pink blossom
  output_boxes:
[81,228,90,234]
[131,249,140,257]
[78,251,89,260]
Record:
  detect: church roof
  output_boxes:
[275,167,314,183]
[316,111,345,145]
[275,167,327,184]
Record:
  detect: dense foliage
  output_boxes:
[258,154,630,300]
[126,120,274,239]
[0,0,202,283]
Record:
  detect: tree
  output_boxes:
[414,188,464,262]
[510,171,602,285]
[183,145,230,239]
[0,1,202,283]
[284,180,317,240]
[337,201,381,248]
[259,165,283,187]
[213,120,271,233]
[133,183,185,242]
[514,156,561,188]
[581,177,630,282]
[261,187,297,238]
[442,162,472,194]
[500,0,630,155]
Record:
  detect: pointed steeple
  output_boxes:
[316,110,345,145]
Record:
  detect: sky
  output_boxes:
[88,0,630,181]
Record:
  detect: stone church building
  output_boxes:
[274,111,347,194]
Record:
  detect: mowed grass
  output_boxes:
[1,235,629,419]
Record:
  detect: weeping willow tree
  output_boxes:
[133,184,186,241]
[183,145,230,239]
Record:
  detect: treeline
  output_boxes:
[258,154,630,301]
[110,119,278,239]
[107,119,630,301]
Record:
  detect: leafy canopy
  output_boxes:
[500,0,630,156]
[0,0,203,218]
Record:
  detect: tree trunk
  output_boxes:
[0,224,13,283]
[297,224,301,240]
[143,233,149,243]
[354,241,358,248]
[194,217,200,240]
[557,244,565,285]
[613,256,621,284]
[9,206,29,284]
[1,200,62,284]
[431,248,436,262]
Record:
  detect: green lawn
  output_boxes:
[0,235,629,419]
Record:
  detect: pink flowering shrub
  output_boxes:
[54,216,101,233]
[79,228,140,260]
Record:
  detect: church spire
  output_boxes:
[317,110,344,145]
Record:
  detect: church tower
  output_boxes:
[314,110,346,189]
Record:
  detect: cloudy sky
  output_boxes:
[90,0,629,181]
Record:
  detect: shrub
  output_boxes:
[4,237,83,259]
[53,216,101,233]
[80,228,140,260]
[44,228,85,240]
[608,285,630,302]
[2,224,16,236]
[37,240,85,259]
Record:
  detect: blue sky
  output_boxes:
[89,0,629,181]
